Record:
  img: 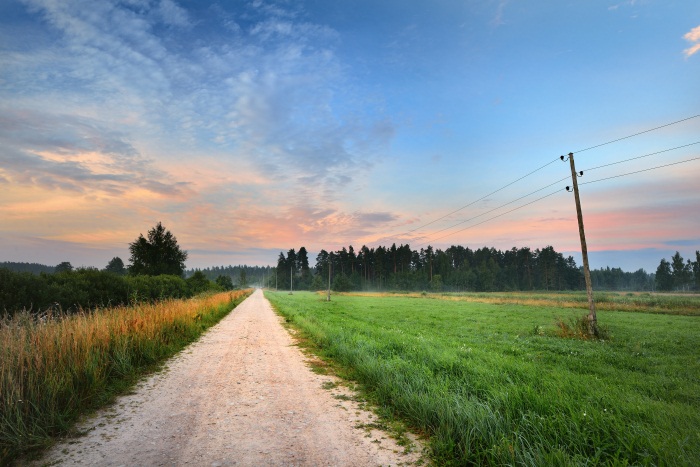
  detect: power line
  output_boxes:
[379,115,699,247]
[583,141,700,172]
[405,115,699,238]
[417,189,562,246]
[413,144,700,248]
[406,156,561,234]
[418,175,569,239]
[580,156,700,186]
[574,114,700,154]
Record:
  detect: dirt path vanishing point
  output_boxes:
[29,289,422,466]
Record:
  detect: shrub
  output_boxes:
[0,269,193,316]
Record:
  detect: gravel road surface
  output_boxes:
[29,289,421,466]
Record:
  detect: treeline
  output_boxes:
[0,261,56,274]
[185,265,274,287]
[589,267,655,291]
[0,268,227,317]
[274,244,583,292]
[273,245,700,293]
[0,223,237,316]
[655,251,700,292]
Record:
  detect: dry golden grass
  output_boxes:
[1,289,251,462]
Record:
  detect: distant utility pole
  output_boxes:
[327,254,332,302]
[562,152,598,336]
[275,269,278,291]
[290,266,293,294]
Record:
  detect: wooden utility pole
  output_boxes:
[290,266,293,294]
[564,152,597,336]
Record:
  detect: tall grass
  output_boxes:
[267,291,700,466]
[0,289,251,463]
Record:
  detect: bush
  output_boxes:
[0,269,51,314]
[332,274,353,292]
[186,271,212,295]
[126,275,189,303]
[0,269,192,316]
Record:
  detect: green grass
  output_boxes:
[266,291,700,466]
[352,290,700,316]
[1,290,251,464]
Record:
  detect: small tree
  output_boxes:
[239,269,248,288]
[104,257,126,275]
[430,274,443,292]
[311,274,325,291]
[655,258,673,292]
[128,222,187,276]
[216,275,234,290]
[55,262,73,274]
[670,251,691,290]
[186,271,210,295]
[332,274,352,292]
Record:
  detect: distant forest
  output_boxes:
[3,246,699,293]
[185,265,273,287]
[0,262,55,274]
[273,245,699,293]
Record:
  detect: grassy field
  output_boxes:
[1,289,252,464]
[266,290,700,466]
[352,290,700,316]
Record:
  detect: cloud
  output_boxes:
[684,25,700,42]
[684,43,700,58]
[683,25,700,57]
[0,108,190,196]
[26,0,388,195]
[1,0,399,264]
[157,0,190,27]
[608,1,637,11]
[491,1,508,27]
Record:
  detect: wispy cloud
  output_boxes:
[683,25,700,57]
[608,0,637,11]
[0,108,190,196]
[491,0,508,27]
[2,0,395,246]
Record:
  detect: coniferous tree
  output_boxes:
[128,222,187,276]
[670,251,691,290]
[104,257,126,275]
[655,258,673,291]
[55,262,73,273]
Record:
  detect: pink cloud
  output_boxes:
[683,25,700,57]
[684,25,700,42]
[684,43,700,58]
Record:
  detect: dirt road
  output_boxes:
[31,289,421,466]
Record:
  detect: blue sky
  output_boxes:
[1,0,699,273]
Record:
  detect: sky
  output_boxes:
[1,0,699,273]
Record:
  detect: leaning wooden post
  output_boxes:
[563,152,597,336]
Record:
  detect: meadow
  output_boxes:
[0,289,251,463]
[266,290,700,466]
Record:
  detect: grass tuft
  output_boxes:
[554,314,611,340]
